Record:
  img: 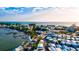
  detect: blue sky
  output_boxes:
[0,7,51,17]
[0,7,34,16]
[0,7,52,21]
[0,7,78,23]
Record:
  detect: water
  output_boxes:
[0,22,34,24]
[0,22,78,26]
[0,28,27,51]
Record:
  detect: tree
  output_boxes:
[76,27,79,31]
[28,24,37,38]
[66,26,76,33]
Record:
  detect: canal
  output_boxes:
[0,28,28,51]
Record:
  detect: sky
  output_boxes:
[24,7,79,22]
[0,7,52,22]
[0,7,79,26]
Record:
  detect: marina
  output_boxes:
[0,22,79,51]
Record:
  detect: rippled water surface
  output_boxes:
[0,28,26,51]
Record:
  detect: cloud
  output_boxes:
[0,7,52,17]
[0,7,79,22]
[22,7,79,22]
[0,7,33,17]
[32,7,52,12]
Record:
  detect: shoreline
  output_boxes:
[0,22,79,51]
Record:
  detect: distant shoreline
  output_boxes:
[0,22,79,26]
